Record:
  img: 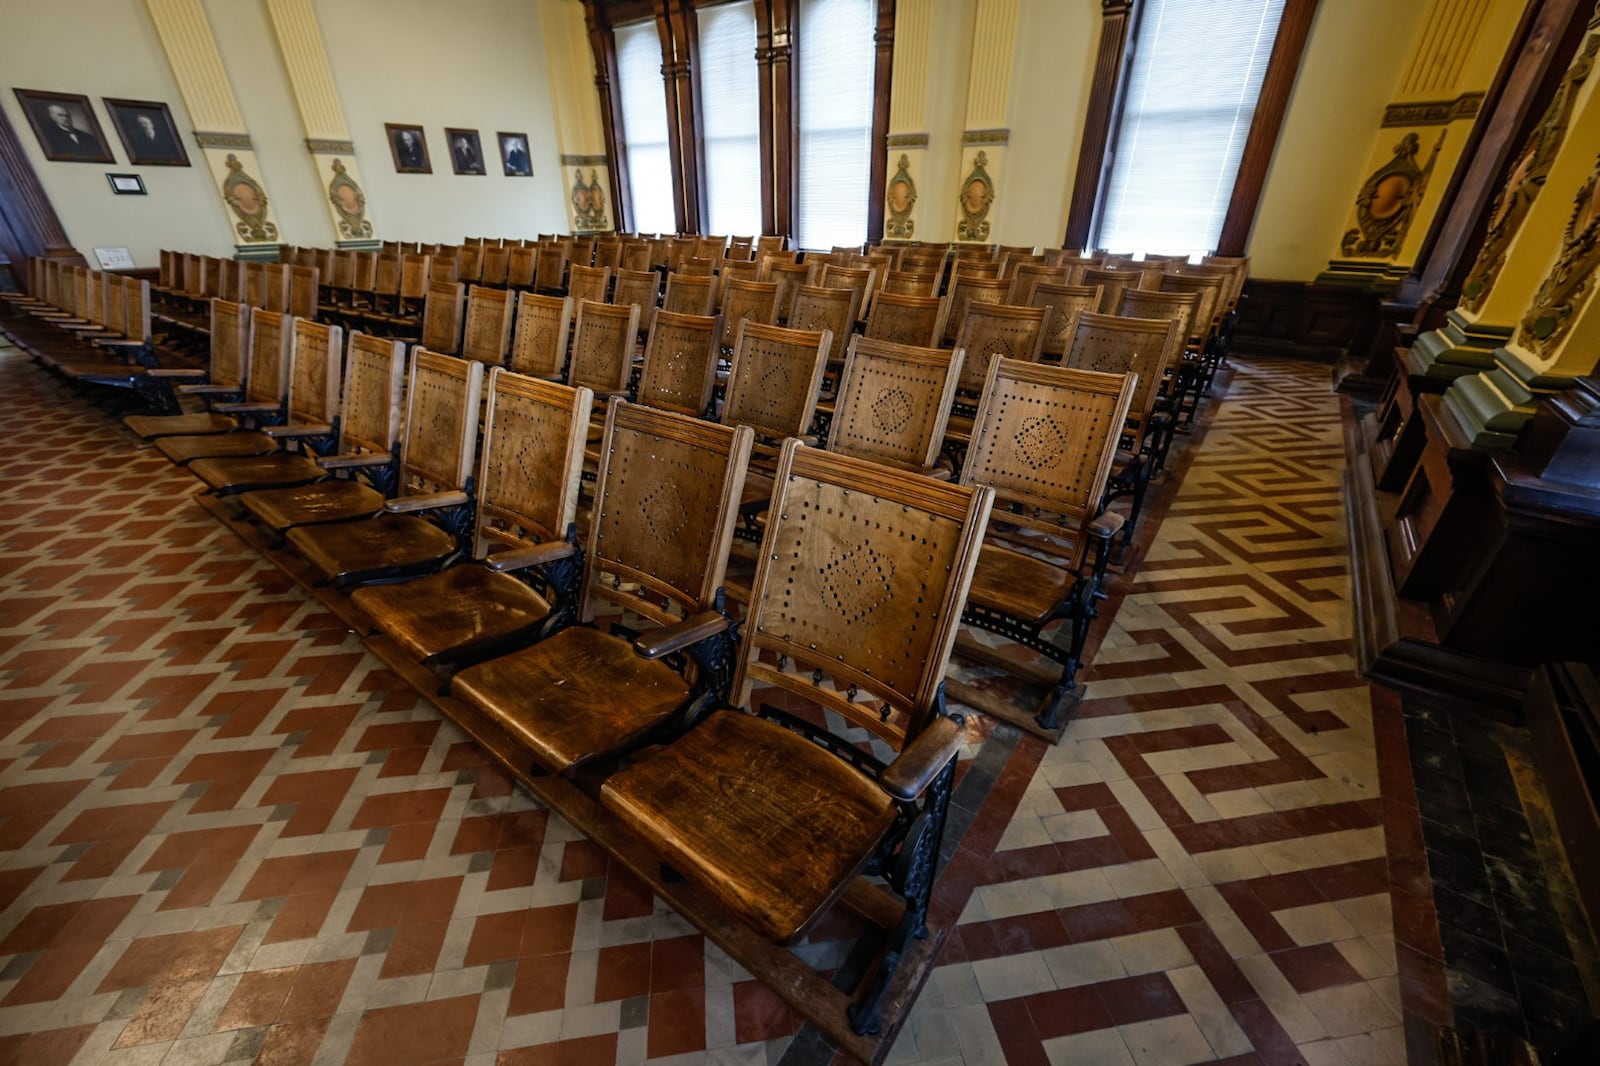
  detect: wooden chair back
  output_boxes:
[721,321,831,442]
[480,245,511,287]
[738,440,992,745]
[816,263,876,317]
[1061,311,1182,450]
[762,260,810,323]
[611,269,661,319]
[864,291,944,347]
[289,266,319,320]
[568,264,612,305]
[422,280,466,354]
[262,263,291,312]
[716,260,759,308]
[429,255,460,285]
[787,283,860,362]
[636,310,722,417]
[881,270,939,297]
[209,299,250,388]
[336,331,407,460]
[1008,263,1070,306]
[1157,272,1225,341]
[721,279,778,337]
[827,336,962,473]
[393,348,485,497]
[243,310,292,407]
[286,318,345,429]
[126,277,152,345]
[373,254,401,303]
[456,242,484,284]
[568,299,641,395]
[507,246,536,289]
[399,254,432,302]
[755,234,787,257]
[1030,282,1103,360]
[593,240,623,272]
[535,244,569,293]
[583,402,754,627]
[1080,267,1144,314]
[463,284,515,364]
[620,241,652,273]
[942,275,1011,345]
[508,292,573,378]
[472,370,593,560]
[1118,289,1199,351]
[662,271,716,317]
[953,302,1048,394]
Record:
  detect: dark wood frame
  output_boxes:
[12,89,115,164]
[497,131,534,177]
[0,101,82,274]
[445,127,487,176]
[1063,1,1136,249]
[103,97,190,167]
[384,122,432,174]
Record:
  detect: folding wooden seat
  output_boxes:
[462,284,514,365]
[678,256,716,277]
[999,250,1044,277]
[1031,281,1103,363]
[721,321,831,454]
[480,244,511,287]
[352,372,594,669]
[1157,271,1224,344]
[720,279,777,343]
[571,236,597,268]
[949,257,1001,281]
[864,290,944,347]
[619,241,652,273]
[610,268,660,318]
[122,299,250,439]
[264,263,292,313]
[507,292,573,379]
[30,277,172,409]
[787,283,859,365]
[631,311,722,418]
[153,315,327,465]
[507,246,537,289]
[754,234,787,257]
[761,260,809,324]
[567,264,611,305]
[429,255,460,285]
[661,271,716,318]
[230,332,408,528]
[726,235,754,259]
[284,351,484,587]
[420,280,466,354]
[949,358,1137,732]
[881,269,939,297]
[1007,263,1070,306]
[1118,289,1198,359]
[535,244,569,294]
[940,274,1010,346]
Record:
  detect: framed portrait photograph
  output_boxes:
[13,89,115,164]
[103,98,189,167]
[385,123,431,174]
[498,132,532,177]
[445,128,485,176]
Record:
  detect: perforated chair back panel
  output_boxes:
[568,299,640,394]
[506,247,536,289]
[636,310,721,417]
[209,299,249,387]
[508,292,572,378]
[1031,282,1103,358]
[480,245,510,286]
[398,348,484,491]
[1157,272,1224,338]
[864,290,943,347]
[462,284,514,364]
[1008,263,1070,306]
[422,281,466,354]
[338,332,406,456]
[289,266,319,320]
[720,279,777,337]
[611,269,660,317]
[245,311,291,406]
[567,264,612,305]
[1119,289,1198,350]
[475,370,593,556]
[828,336,962,472]
[787,284,860,361]
[953,302,1047,392]
[662,272,716,317]
[535,245,568,291]
[763,261,810,322]
[943,275,1011,345]
[721,321,831,441]
[286,319,344,427]
[1062,311,1182,445]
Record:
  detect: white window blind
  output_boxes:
[698,2,763,237]
[1095,0,1286,258]
[795,0,874,250]
[615,20,677,235]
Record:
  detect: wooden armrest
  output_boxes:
[177,383,237,395]
[211,401,278,413]
[879,715,966,801]
[317,452,391,470]
[263,423,333,439]
[95,338,145,347]
[383,490,470,514]
[1088,511,1125,540]
[633,610,729,660]
[147,368,208,379]
[484,539,576,573]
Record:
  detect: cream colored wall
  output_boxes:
[1246,0,1432,279]
[918,0,978,244]
[0,0,235,265]
[312,0,569,243]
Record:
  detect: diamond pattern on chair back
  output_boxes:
[827,336,961,472]
[286,319,344,428]
[788,284,859,361]
[953,302,1048,394]
[721,321,831,441]
[1030,283,1103,359]
[508,293,572,378]
[338,333,406,457]
[611,270,661,319]
[474,370,592,557]
[636,311,721,417]
[662,272,716,317]
[1119,288,1199,350]
[568,264,612,305]
[463,285,514,365]
[422,281,466,354]
[245,311,291,407]
[864,291,943,347]
[1157,272,1225,339]
[568,300,640,394]
[716,261,759,310]
[720,280,777,338]
[942,275,1011,346]
[585,403,754,626]
[1062,311,1182,449]
[398,348,484,493]
[209,299,249,388]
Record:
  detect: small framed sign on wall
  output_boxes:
[93,247,135,269]
[106,173,146,195]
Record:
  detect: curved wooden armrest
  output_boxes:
[484,540,576,573]
[177,383,237,395]
[383,490,470,514]
[317,452,391,470]
[1088,511,1125,541]
[633,610,729,660]
[263,423,333,439]
[879,716,966,801]
[211,401,279,414]
[95,338,146,348]
[148,368,208,379]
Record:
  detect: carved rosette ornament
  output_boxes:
[1518,153,1600,357]
[1340,130,1444,259]
[885,154,916,239]
[327,159,373,239]
[221,153,277,242]
[957,151,994,242]
[1463,34,1600,312]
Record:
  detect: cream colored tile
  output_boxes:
[1335,894,1392,937]
[972,951,1055,1002]
[1300,981,1399,1039]
[1104,859,1179,899]
[974,878,1055,920]
[1168,963,1252,1058]
[1041,940,1127,988]
[1193,845,1270,885]
[1276,901,1359,947]
[997,815,1054,852]
[1119,1014,1214,1066]
[1334,936,1394,980]
[1041,809,1107,843]
[1043,1027,1134,1066]
[1109,929,1192,976]
[1206,787,1275,820]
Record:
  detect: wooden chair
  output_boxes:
[815,263,877,320]
[1007,263,1069,306]
[449,401,755,773]
[284,351,485,586]
[951,358,1137,731]
[507,246,537,290]
[721,321,832,452]
[661,272,716,318]
[633,311,723,418]
[1080,266,1148,314]
[593,240,623,272]
[941,275,1010,346]
[289,266,320,321]
[823,335,962,475]
[715,260,759,309]
[611,268,661,324]
[568,264,612,305]
[122,299,250,439]
[600,438,991,1038]
[420,280,466,354]
[481,244,511,287]
[567,299,641,405]
[720,279,778,343]
[462,285,515,365]
[351,373,594,669]
[507,292,573,379]
[233,333,409,530]
[535,244,569,294]
[864,291,945,347]
[881,270,939,297]
[1030,282,1103,363]
[760,260,810,324]
[951,302,1048,399]
[148,311,299,465]
[787,284,860,365]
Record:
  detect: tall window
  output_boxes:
[795,0,874,250]
[697,2,762,236]
[1095,0,1286,257]
[615,20,677,234]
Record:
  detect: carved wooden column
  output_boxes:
[0,105,81,270]
[1063,0,1136,250]
[582,1,630,231]
[654,0,701,234]
[865,0,895,245]
[769,0,797,240]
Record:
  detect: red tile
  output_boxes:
[97,925,245,992]
[112,979,209,1047]
[646,988,706,1058]
[1096,973,1185,1026]
[466,911,528,967]
[346,994,479,1066]
[558,840,608,881]
[520,904,579,957]
[497,1033,617,1066]
[0,1024,94,1066]
[593,942,651,1002]
[732,980,801,1044]
[508,954,571,1016]
[1271,943,1363,994]
[985,997,1050,1066]
[650,935,705,993]
[1059,899,1139,942]
[255,1017,332,1066]
[1020,985,1113,1040]
[600,867,654,921]
[215,967,297,1031]
[379,821,437,864]
[486,845,540,891]
[350,788,451,830]
[281,958,357,1021]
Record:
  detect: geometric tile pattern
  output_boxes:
[0,337,1436,1066]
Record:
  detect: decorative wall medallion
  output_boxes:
[1463,34,1600,312]
[885,154,917,240]
[571,168,608,230]
[1517,151,1600,357]
[327,159,372,239]
[221,154,277,243]
[957,150,994,242]
[1340,130,1444,259]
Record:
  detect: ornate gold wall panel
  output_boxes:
[962,0,1019,130]
[1399,0,1493,98]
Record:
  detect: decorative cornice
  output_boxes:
[561,153,609,166]
[193,131,252,150]
[1101,0,1134,14]
[886,133,930,148]
[962,128,1009,146]
[1382,93,1485,128]
[305,137,354,154]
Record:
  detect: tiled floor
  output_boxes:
[0,332,1526,1065]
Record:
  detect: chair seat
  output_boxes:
[238,479,385,533]
[453,626,688,772]
[287,512,457,585]
[187,452,325,494]
[123,411,238,440]
[601,709,898,943]
[155,431,278,465]
[352,563,552,664]
[967,542,1078,624]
